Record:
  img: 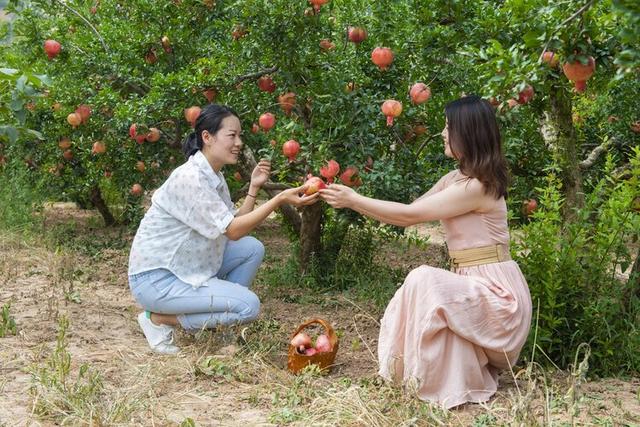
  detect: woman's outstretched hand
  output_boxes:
[319,184,357,209]
[250,159,271,188]
[278,185,320,207]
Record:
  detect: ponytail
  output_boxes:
[181,104,239,160]
[182,131,201,159]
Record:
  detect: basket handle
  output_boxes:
[290,318,336,341]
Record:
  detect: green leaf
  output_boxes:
[0,125,19,143]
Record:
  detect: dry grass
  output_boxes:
[0,204,639,426]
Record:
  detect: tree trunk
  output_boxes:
[89,186,116,226]
[548,83,583,221]
[299,202,323,271]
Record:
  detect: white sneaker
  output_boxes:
[137,312,180,354]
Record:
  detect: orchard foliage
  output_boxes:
[0,0,638,373]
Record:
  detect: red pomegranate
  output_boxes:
[75,104,91,124]
[258,112,275,131]
[131,184,143,197]
[202,88,217,102]
[371,47,394,71]
[517,85,534,105]
[278,92,296,115]
[67,113,81,128]
[184,106,201,127]
[304,176,326,195]
[320,159,340,183]
[44,40,61,59]
[340,166,362,187]
[309,0,329,12]
[409,83,431,105]
[146,128,161,143]
[257,76,276,93]
[319,39,335,51]
[91,141,106,155]
[381,100,403,126]
[348,27,367,44]
[282,140,300,162]
[541,51,559,67]
[562,56,596,93]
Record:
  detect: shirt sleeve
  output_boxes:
[186,187,235,240]
[153,171,235,240]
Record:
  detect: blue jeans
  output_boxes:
[129,236,265,331]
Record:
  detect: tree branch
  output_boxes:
[233,66,279,85]
[579,138,610,169]
[538,0,595,62]
[53,0,110,54]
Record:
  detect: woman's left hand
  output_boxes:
[250,159,271,188]
[319,184,357,209]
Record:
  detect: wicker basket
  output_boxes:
[287,318,339,374]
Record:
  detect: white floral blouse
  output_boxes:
[128,150,236,288]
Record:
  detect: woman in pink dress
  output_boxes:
[320,95,532,408]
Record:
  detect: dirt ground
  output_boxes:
[0,203,638,426]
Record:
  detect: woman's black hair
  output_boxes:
[444,95,509,199]
[182,104,239,159]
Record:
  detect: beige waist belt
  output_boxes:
[449,244,511,269]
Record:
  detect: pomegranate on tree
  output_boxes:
[381,100,403,126]
[44,39,61,59]
[258,112,275,132]
[146,127,161,143]
[91,141,106,155]
[184,106,202,127]
[67,113,81,128]
[340,166,362,187]
[320,160,340,183]
[319,39,335,51]
[282,139,300,162]
[371,47,394,71]
[75,104,91,124]
[522,199,538,216]
[309,0,328,12]
[257,76,276,93]
[202,88,217,102]
[517,85,534,105]
[278,92,296,115]
[58,137,72,150]
[409,83,431,105]
[62,149,74,161]
[541,50,559,67]
[144,48,157,64]
[131,184,143,197]
[136,161,146,172]
[304,176,327,195]
[630,121,640,133]
[348,26,367,44]
[562,56,596,93]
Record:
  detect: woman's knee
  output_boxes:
[239,290,261,322]
[242,236,265,262]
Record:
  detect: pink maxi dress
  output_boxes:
[377,170,532,409]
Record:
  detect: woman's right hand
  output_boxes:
[277,185,320,207]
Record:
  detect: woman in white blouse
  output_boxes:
[128,104,318,354]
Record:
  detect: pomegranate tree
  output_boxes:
[339,166,362,187]
[381,100,402,126]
